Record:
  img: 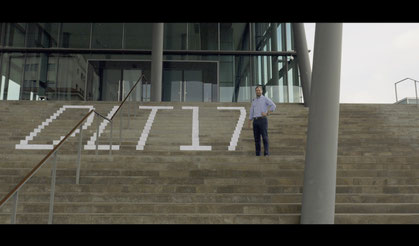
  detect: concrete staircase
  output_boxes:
[0,101,418,224]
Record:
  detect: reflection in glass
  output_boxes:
[3,23,26,47]
[164,23,187,50]
[204,83,212,102]
[188,23,218,50]
[123,69,142,101]
[162,61,217,102]
[185,70,203,102]
[92,23,123,49]
[254,23,270,51]
[233,55,251,102]
[45,55,58,100]
[26,23,59,48]
[86,60,151,102]
[56,54,87,100]
[1,75,4,100]
[60,23,91,48]
[7,54,24,100]
[22,54,39,100]
[163,70,182,102]
[124,23,152,49]
[286,23,293,51]
[219,55,233,102]
[220,23,249,50]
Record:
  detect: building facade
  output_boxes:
[0,23,301,103]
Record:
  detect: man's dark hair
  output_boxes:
[255,85,263,90]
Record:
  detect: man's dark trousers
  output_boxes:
[253,117,269,156]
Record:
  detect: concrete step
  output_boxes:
[2,167,419,180]
[334,214,419,224]
[4,212,418,224]
[1,202,418,217]
[0,202,303,214]
[0,213,300,224]
[2,192,419,204]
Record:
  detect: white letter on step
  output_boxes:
[84,105,120,150]
[16,105,95,150]
[180,106,211,151]
[136,106,173,150]
[217,107,246,151]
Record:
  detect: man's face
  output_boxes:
[255,87,262,97]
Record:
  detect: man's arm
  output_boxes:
[266,97,276,114]
[248,102,254,128]
[261,97,276,117]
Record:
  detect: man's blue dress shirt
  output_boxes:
[249,95,276,120]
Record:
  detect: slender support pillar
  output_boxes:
[300,23,343,224]
[292,23,312,107]
[271,23,280,102]
[48,152,58,224]
[150,23,164,102]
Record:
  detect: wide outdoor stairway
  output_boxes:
[1,101,419,224]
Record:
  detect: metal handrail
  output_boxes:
[0,73,147,224]
[394,78,419,105]
[0,110,94,223]
[111,74,146,121]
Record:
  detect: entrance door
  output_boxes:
[86,60,216,102]
[163,69,203,102]
[162,61,217,102]
[86,60,150,101]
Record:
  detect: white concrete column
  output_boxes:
[300,23,343,224]
[292,23,312,107]
[151,23,164,102]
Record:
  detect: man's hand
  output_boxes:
[261,111,269,117]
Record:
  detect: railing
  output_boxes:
[0,73,147,224]
[394,78,419,105]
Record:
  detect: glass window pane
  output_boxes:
[219,55,234,102]
[235,56,251,102]
[254,23,283,52]
[220,23,249,50]
[124,23,152,49]
[286,23,293,51]
[164,23,187,50]
[0,53,4,100]
[56,54,88,100]
[4,23,26,47]
[60,23,91,48]
[4,53,25,100]
[188,23,218,50]
[92,23,123,49]
[26,23,59,48]
[22,54,39,100]
[254,23,270,51]
[185,70,203,102]
[277,23,283,51]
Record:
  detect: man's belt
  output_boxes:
[253,116,266,120]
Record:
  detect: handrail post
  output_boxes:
[395,83,398,102]
[127,99,130,129]
[119,107,123,146]
[109,120,113,156]
[95,115,99,155]
[414,80,418,107]
[76,124,83,185]
[11,191,18,224]
[48,151,58,224]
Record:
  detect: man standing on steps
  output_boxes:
[248,85,276,156]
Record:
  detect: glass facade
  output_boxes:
[0,23,302,103]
